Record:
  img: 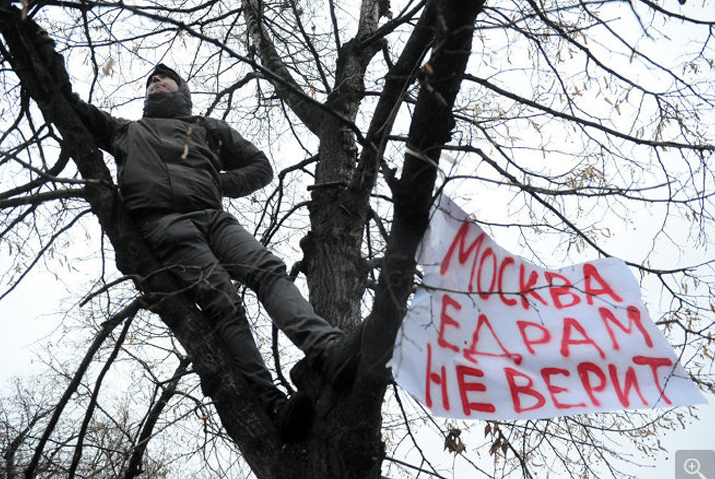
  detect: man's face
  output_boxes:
[146,73,179,96]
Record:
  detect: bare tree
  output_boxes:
[1,0,713,478]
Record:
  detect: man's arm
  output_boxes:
[208,121,274,198]
[69,99,128,154]
[34,27,127,153]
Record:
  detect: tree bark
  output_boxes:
[243,0,386,329]
[275,1,487,478]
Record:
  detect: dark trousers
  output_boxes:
[136,209,342,409]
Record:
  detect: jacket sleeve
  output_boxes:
[67,95,128,154]
[33,33,126,153]
[211,121,274,198]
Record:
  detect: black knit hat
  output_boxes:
[145,63,183,88]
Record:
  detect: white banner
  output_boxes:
[392,194,705,420]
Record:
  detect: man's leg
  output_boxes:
[137,212,285,410]
[205,210,345,363]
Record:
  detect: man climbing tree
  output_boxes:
[32,35,361,439]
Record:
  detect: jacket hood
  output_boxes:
[143,64,193,118]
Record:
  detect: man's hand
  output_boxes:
[34,26,54,47]
[29,23,73,97]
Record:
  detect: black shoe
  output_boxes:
[320,328,362,392]
[272,390,314,442]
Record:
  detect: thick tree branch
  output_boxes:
[242,0,328,132]
[353,1,436,195]
[362,0,486,389]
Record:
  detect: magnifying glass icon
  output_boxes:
[684,458,708,479]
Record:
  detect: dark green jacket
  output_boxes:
[71,77,273,215]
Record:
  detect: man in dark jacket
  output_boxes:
[42,51,358,439]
